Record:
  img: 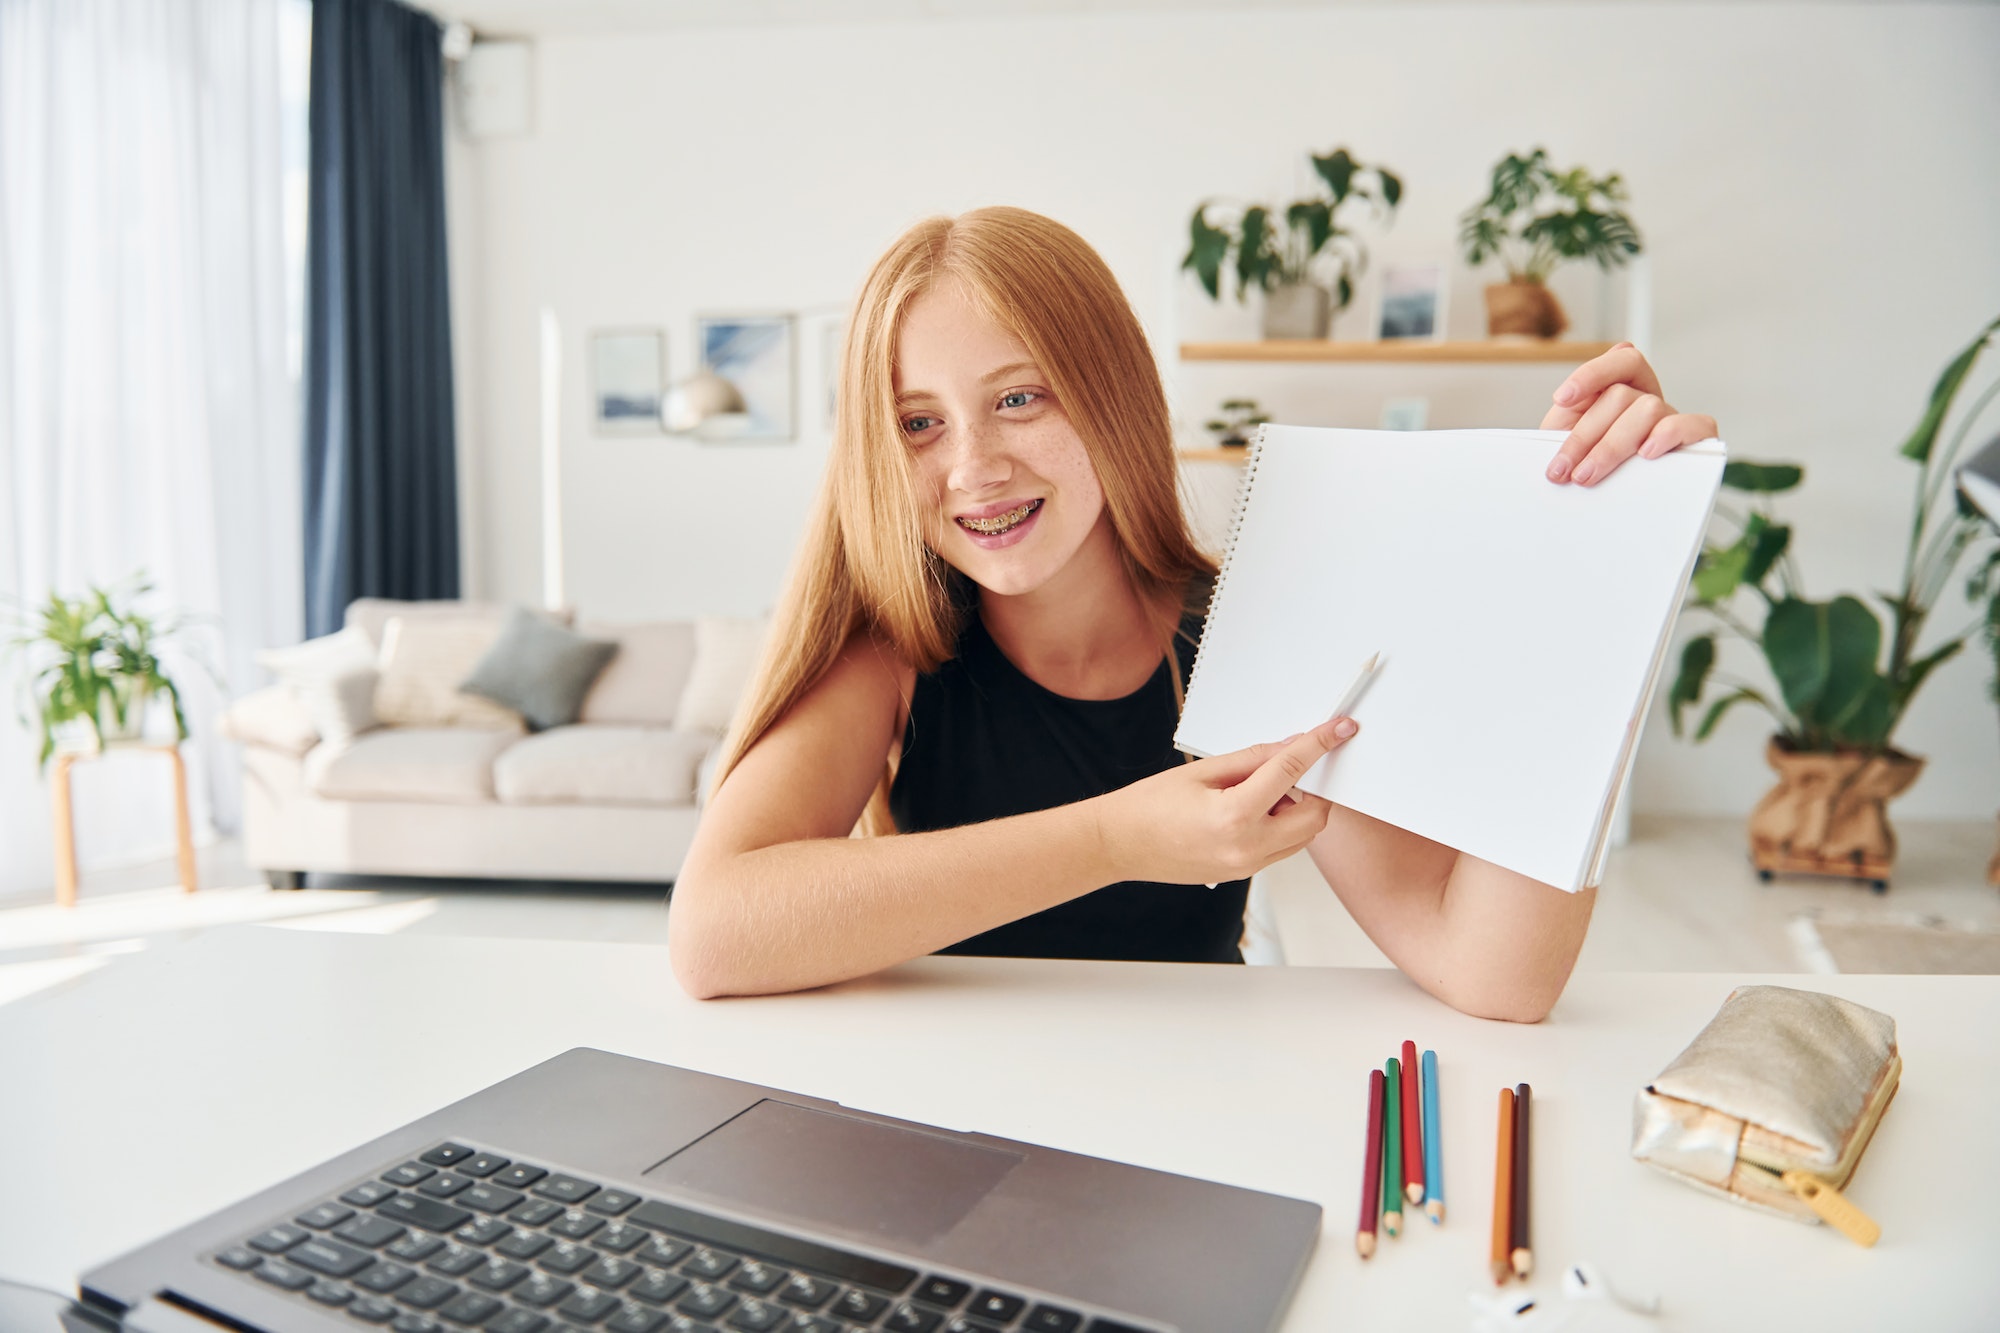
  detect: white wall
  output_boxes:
[454,2,2000,820]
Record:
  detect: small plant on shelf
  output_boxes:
[1458,148,1642,339]
[1203,399,1270,449]
[1184,148,1402,340]
[2,574,197,768]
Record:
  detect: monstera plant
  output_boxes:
[1184,147,1402,340]
[1669,315,2000,888]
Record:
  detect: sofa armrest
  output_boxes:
[219,684,320,756]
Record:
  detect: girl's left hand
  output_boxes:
[1539,343,1719,487]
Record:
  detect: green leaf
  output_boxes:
[1286,199,1333,261]
[1182,205,1231,301]
[1667,635,1715,737]
[1236,206,1274,296]
[1899,314,2000,462]
[1763,595,1884,729]
[1825,674,1896,749]
[1694,687,1772,741]
[1742,522,1791,588]
[1335,272,1353,310]
[1721,461,1804,493]
[1311,148,1358,204]
[1378,169,1403,210]
[1692,539,1751,604]
[1896,637,1964,710]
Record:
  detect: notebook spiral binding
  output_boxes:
[1183,423,1270,709]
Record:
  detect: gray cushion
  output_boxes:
[460,608,620,732]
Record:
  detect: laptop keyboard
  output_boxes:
[204,1140,1154,1333]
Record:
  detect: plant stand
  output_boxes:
[50,742,198,908]
[1746,740,1923,894]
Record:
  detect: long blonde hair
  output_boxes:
[713,207,1217,829]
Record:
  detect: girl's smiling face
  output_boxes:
[894,279,1111,598]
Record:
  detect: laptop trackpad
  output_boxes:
[643,1099,1024,1249]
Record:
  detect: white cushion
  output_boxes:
[218,685,319,756]
[492,725,712,808]
[306,727,521,803]
[373,615,528,731]
[256,626,379,743]
[674,615,769,735]
[343,598,572,651]
[576,621,696,726]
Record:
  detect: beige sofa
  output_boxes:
[221,599,762,889]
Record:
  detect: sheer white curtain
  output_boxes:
[0,0,298,899]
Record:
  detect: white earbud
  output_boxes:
[1562,1261,1660,1315]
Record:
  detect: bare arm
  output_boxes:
[1307,807,1595,1023]
[670,634,1350,999]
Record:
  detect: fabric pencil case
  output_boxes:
[1630,984,1898,1246]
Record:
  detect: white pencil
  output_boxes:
[1330,652,1382,721]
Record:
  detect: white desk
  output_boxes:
[1,927,1994,1330]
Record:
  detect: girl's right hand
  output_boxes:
[1094,717,1358,886]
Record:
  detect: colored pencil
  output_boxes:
[1382,1057,1404,1238]
[1422,1049,1444,1224]
[1400,1040,1424,1205]
[1490,1087,1514,1285]
[1511,1083,1533,1278]
[1357,1068,1385,1259]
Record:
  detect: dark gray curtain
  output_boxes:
[303,0,459,638]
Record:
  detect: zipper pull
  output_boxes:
[1779,1170,1881,1247]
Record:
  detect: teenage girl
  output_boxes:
[670,208,1717,1020]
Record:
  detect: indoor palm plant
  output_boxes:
[1458,148,1642,339]
[1669,315,2000,887]
[4,575,195,767]
[1184,147,1402,340]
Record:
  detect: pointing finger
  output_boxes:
[1233,716,1358,815]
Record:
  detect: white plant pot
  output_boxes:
[1261,283,1332,340]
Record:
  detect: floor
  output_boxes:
[2,817,1996,1010]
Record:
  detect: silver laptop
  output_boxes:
[78,1048,1320,1333]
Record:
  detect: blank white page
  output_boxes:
[1175,426,1725,893]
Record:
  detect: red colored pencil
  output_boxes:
[1358,1068,1385,1259]
[1401,1039,1425,1205]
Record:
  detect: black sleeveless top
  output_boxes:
[889,588,1249,963]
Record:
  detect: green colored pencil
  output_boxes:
[1382,1056,1404,1237]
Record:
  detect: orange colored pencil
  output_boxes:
[1401,1039,1425,1205]
[1490,1087,1515,1285]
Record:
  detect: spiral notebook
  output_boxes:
[1175,425,1726,893]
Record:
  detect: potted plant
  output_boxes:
[1184,148,1402,340]
[1458,148,1642,340]
[1203,398,1270,450]
[1669,316,2000,889]
[3,575,196,767]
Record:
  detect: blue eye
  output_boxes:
[901,414,940,436]
[1000,391,1039,409]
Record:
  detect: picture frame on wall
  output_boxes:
[589,329,666,435]
[1376,264,1447,342]
[696,312,796,441]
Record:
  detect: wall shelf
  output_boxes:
[1179,339,1618,364]
[1177,448,1251,463]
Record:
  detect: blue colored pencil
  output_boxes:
[1422,1049,1444,1224]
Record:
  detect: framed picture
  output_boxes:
[821,320,842,431]
[1376,264,1447,342]
[590,329,665,435]
[696,313,796,441]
